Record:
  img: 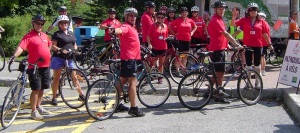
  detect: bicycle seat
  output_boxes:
[196,51,213,57]
[107,59,121,64]
[81,37,96,45]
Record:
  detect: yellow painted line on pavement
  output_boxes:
[11,125,79,133]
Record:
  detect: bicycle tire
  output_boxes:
[0,46,5,71]
[85,78,119,121]
[108,54,120,74]
[237,69,263,105]
[169,53,199,84]
[177,71,213,110]
[59,69,89,109]
[1,81,23,128]
[268,51,283,67]
[137,73,171,108]
[74,51,94,71]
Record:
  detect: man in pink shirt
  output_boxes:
[99,8,122,42]
[9,15,52,120]
[208,1,241,103]
[109,8,145,117]
[141,1,156,46]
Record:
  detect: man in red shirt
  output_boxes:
[190,6,208,48]
[141,1,156,46]
[9,15,52,120]
[99,8,122,42]
[208,1,241,103]
[109,8,145,117]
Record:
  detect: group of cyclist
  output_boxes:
[6,0,278,120]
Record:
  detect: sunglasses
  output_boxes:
[292,13,298,15]
[59,22,68,25]
[157,17,165,19]
[192,12,198,13]
[35,22,44,26]
[109,12,116,14]
[128,14,136,17]
[169,12,175,13]
[248,8,258,12]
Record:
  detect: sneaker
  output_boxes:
[37,106,50,115]
[50,98,58,106]
[255,82,260,89]
[261,70,266,76]
[218,90,230,98]
[115,103,129,112]
[158,77,163,84]
[214,97,231,104]
[175,72,183,78]
[31,110,43,120]
[78,95,85,102]
[128,107,145,117]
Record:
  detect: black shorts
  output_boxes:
[151,49,167,57]
[211,50,225,72]
[191,37,206,48]
[177,41,190,52]
[27,67,50,90]
[245,47,262,66]
[261,46,268,56]
[121,60,137,78]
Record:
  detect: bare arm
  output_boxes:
[12,47,24,57]
[46,25,55,32]
[221,31,239,47]
[263,33,273,50]
[99,24,109,30]
[51,40,61,52]
[191,25,197,36]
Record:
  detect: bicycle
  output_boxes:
[1,57,42,128]
[177,47,263,110]
[0,45,5,71]
[57,49,90,109]
[266,38,287,66]
[85,57,171,120]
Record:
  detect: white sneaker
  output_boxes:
[31,110,43,120]
[261,70,266,76]
[37,106,50,115]
[255,82,260,90]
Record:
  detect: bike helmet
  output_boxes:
[191,6,200,12]
[179,7,188,13]
[247,2,259,10]
[58,6,67,11]
[145,1,156,8]
[258,12,266,18]
[156,11,166,17]
[108,8,116,13]
[211,1,228,8]
[124,7,138,17]
[57,15,69,23]
[168,7,176,13]
[31,14,46,23]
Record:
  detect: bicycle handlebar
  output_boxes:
[8,57,44,73]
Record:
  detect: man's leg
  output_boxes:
[30,90,39,111]
[127,77,137,107]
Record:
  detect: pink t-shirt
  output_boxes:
[235,17,268,47]
[262,21,271,46]
[170,17,196,41]
[119,22,141,60]
[141,11,154,43]
[207,14,228,51]
[101,18,121,41]
[19,30,52,68]
[191,16,206,39]
[147,23,168,50]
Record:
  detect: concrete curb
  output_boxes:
[283,88,300,123]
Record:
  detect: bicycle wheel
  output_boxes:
[108,54,120,74]
[268,50,283,66]
[85,78,119,121]
[178,71,213,110]
[0,46,5,71]
[74,51,94,71]
[169,53,199,84]
[1,81,23,128]
[59,69,89,109]
[137,73,171,108]
[237,69,263,105]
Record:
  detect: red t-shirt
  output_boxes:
[235,17,268,47]
[191,16,206,39]
[119,22,141,60]
[207,14,228,51]
[147,23,168,50]
[19,30,52,68]
[170,17,196,41]
[262,21,271,46]
[141,11,155,43]
[101,18,121,41]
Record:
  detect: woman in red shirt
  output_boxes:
[169,7,197,77]
[231,2,273,88]
[147,12,168,78]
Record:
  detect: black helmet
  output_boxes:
[58,6,67,11]
[108,8,116,13]
[156,11,166,17]
[179,7,188,13]
[211,1,228,8]
[145,1,156,8]
[168,7,176,12]
[31,14,46,22]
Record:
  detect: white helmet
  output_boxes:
[258,12,266,18]
[124,7,138,17]
[57,15,69,23]
[191,6,199,12]
[247,2,259,10]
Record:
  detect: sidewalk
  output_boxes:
[0,63,299,122]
